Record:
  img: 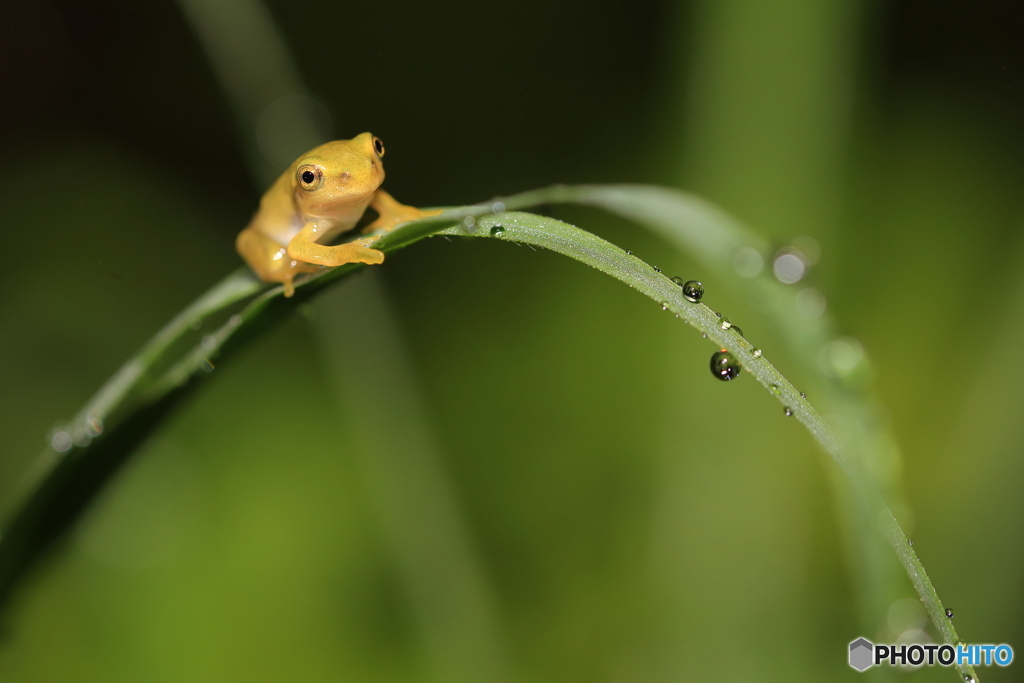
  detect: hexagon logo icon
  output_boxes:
[849,638,874,671]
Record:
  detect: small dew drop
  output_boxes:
[626,250,633,255]
[945,608,954,619]
[85,416,104,436]
[51,431,73,453]
[702,333,707,339]
[710,350,742,381]
[719,318,732,330]
[773,250,807,284]
[908,539,914,547]
[731,326,744,338]
[752,348,762,358]
[792,235,821,264]
[770,384,782,396]
[964,675,974,683]
[660,302,669,311]
[820,337,864,378]
[72,428,91,448]
[733,246,764,278]
[784,407,793,417]
[795,287,827,318]
[682,281,704,302]
[490,225,505,236]
[491,201,505,214]
[670,276,684,286]
[799,391,807,398]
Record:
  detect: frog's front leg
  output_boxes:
[286,221,386,271]
[361,189,443,235]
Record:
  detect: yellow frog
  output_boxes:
[236,132,439,296]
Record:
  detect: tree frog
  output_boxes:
[236,132,440,296]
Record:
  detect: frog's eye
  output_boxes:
[372,137,385,158]
[296,165,323,191]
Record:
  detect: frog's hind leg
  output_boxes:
[236,228,319,297]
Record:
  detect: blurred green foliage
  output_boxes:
[2,0,1023,681]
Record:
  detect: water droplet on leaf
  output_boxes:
[752,348,762,358]
[945,608,954,618]
[770,384,781,396]
[719,318,732,330]
[490,225,505,236]
[731,326,743,337]
[682,280,704,302]
[784,407,793,417]
[710,350,742,381]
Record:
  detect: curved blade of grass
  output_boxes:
[0,185,974,680]
[177,1,512,676]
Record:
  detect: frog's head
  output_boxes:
[291,132,385,214]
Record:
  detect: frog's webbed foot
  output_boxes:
[277,258,322,298]
[361,189,443,234]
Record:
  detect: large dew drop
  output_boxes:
[710,350,742,381]
[682,280,704,302]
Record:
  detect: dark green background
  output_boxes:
[1,0,1022,680]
